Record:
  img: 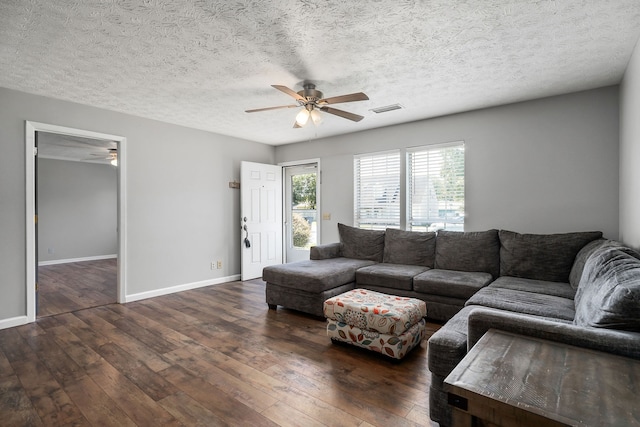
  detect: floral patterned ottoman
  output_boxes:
[323,288,427,360]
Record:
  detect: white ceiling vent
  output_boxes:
[370,104,404,114]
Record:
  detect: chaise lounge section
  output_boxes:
[263,256,375,317]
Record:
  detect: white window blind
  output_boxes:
[408,142,464,232]
[354,150,401,230]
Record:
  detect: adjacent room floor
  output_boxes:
[1,279,441,426]
[37,258,117,318]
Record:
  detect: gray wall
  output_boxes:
[0,82,630,325]
[620,39,640,249]
[0,87,274,321]
[275,87,620,244]
[37,158,117,263]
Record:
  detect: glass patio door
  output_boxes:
[284,163,319,263]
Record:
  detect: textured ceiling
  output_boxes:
[1,0,639,146]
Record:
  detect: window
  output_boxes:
[354,150,400,230]
[408,142,465,232]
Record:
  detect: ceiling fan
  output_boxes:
[246,83,369,128]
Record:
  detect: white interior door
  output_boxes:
[240,161,283,280]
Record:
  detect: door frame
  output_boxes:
[25,121,127,323]
[279,158,321,262]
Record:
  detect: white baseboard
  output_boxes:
[0,316,29,331]
[39,254,117,266]
[124,274,241,303]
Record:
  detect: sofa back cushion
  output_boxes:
[569,239,640,289]
[338,223,385,262]
[499,230,602,282]
[383,228,436,266]
[435,229,500,278]
[574,246,640,331]
[568,238,605,289]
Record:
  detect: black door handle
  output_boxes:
[243,225,251,248]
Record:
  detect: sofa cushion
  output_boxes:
[310,242,343,260]
[262,258,376,293]
[569,239,640,289]
[499,230,602,283]
[338,223,385,262]
[568,238,605,289]
[489,276,576,299]
[383,228,436,267]
[466,287,576,321]
[435,230,500,278]
[574,247,640,331]
[356,263,429,291]
[413,269,492,299]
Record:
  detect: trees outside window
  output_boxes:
[291,172,317,248]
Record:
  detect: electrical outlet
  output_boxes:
[210,262,216,270]
[217,260,222,269]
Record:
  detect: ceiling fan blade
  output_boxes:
[318,92,369,105]
[320,106,364,122]
[272,85,306,102]
[245,104,299,113]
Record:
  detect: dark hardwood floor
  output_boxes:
[1,278,441,426]
[38,259,117,318]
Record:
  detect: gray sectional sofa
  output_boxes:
[262,224,640,426]
[263,224,501,321]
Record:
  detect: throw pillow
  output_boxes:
[338,223,385,262]
[382,228,436,267]
[499,230,602,283]
[435,229,500,278]
[569,239,640,289]
[574,247,640,331]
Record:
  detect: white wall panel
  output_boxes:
[620,40,640,249]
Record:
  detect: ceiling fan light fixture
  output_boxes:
[295,108,310,126]
[310,109,322,125]
[248,84,368,127]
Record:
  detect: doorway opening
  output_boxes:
[25,122,127,323]
[36,132,119,317]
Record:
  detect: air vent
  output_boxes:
[370,104,404,114]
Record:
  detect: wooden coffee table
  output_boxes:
[444,329,640,427]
